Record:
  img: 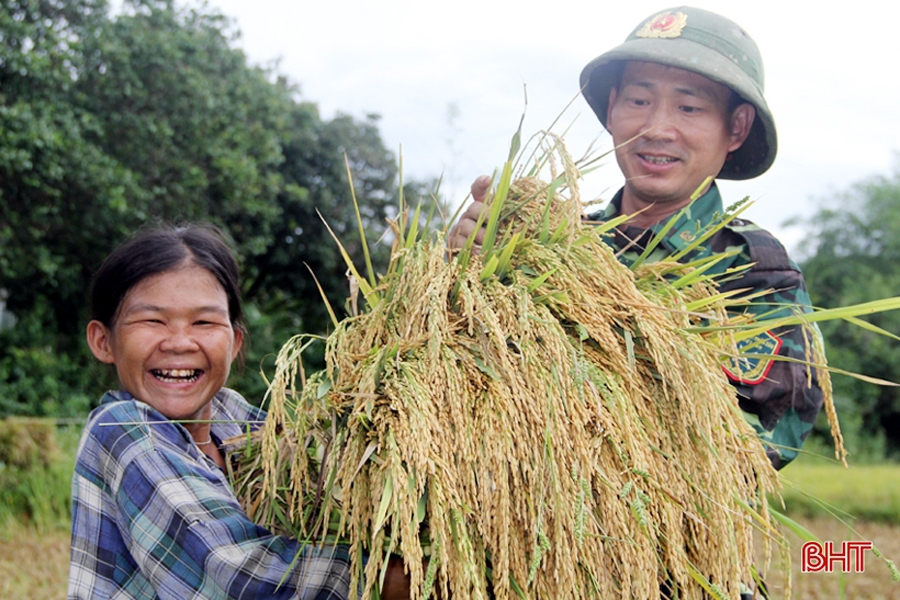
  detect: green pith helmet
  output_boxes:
[580,6,776,180]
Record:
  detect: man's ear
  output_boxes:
[727,103,756,152]
[86,320,116,364]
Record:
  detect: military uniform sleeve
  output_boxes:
[717,228,825,470]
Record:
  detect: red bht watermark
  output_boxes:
[801,541,874,573]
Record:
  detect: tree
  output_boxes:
[796,159,900,459]
[0,0,444,415]
[0,0,119,334]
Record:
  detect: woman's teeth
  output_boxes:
[152,369,201,383]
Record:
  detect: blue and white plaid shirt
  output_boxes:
[68,388,352,599]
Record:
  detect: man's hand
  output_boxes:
[447,175,492,250]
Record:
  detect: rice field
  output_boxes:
[776,462,900,523]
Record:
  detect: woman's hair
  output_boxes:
[89,223,246,341]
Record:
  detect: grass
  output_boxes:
[0,422,81,531]
[757,517,900,599]
[763,458,900,597]
[0,420,79,599]
[775,459,900,523]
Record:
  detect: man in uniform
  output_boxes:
[450,5,824,472]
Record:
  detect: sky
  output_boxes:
[203,0,900,254]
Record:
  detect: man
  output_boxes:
[450,6,824,471]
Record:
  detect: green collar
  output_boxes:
[601,183,725,254]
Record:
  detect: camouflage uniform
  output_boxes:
[587,184,824,470]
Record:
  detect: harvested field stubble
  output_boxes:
[229,143,837,599]
[0,524,70,600]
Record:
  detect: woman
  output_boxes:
[69,224,409,599]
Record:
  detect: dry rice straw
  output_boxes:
[230,155,829,599]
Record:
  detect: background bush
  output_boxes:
[0,418,78,531]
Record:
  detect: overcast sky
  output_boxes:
[204,0,900,253]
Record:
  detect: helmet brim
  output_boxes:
[580,37,776,180]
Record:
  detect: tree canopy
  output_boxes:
[0,0,442,415]
[797,159,900,459]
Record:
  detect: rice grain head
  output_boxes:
[229,140,836,599]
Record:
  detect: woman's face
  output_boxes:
[86,263,243,422]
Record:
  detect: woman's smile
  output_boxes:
[86,262,243,422]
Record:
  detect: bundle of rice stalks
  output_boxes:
[229,134,832,599]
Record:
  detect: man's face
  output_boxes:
[606,61,755,210]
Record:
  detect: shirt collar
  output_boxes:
[102,389,133,404]
[103,389,226,415]
[599,183,725,253]
[101,388,261,440]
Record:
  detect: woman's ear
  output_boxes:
[231,328,244,363]
[86,320,116,364]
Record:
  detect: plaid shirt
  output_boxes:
[68,388,352,599]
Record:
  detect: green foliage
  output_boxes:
[235,299,327,406]
[796,159,900,460]
[0,0,445,414]
[0,300,97,418]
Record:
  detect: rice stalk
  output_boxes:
[228,132,844,599]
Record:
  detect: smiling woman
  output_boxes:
[68,224,411,600]
[85,265,244,468]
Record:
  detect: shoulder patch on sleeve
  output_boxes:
[722,330,783,385]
